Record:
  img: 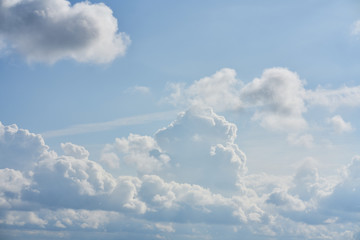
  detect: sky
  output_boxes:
[1,0,360,239]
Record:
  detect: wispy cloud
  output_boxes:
[41,111,178,138]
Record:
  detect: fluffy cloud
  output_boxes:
[61,142,89,159]
[321,156,360,216]
[240,68,307,132]
[0,121,54,171]
[0,0,130,64]
[101,134,170,175]
[168,67,308,132]
[167,68,243,112]
[154,107,247,193]
[1,114,360,239]
[168,68,360,137]
[327,115,354,133]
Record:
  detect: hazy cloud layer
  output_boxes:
[0,0,130,63]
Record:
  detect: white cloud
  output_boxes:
[240,68,307,132]
[154,107,247,193]
[2,115,360,239]
[306,86,360,110]
[42,110,178,138]
[287,134,314,148]
[327,115,353,133]
[167,67,360,137]
[101,134,170,175]
[155,223,175,233]
[351,20,360,36]
[126,86,151,94]
[61,142,90,159]
[0,121,55,171]
[0,0,130,64]
[167,68,243,112]
[168,67,308,132]
[0,168,30,208]
[321,156,360,216]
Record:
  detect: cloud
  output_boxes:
[240,68,307,132]
[154,107,247,193]
[351,20,360,36]
[322,156,360,215]
[0,121,55,171]
[0,0,130,64]
[287,133,314,148]
[167,67,360,137]
[306,86,360,110]
[168,67,308,132]
[101,134,170,175]
[167,68,243,112]
[327,115,354,133]
[61,142,90,159]
[2,114,360,239]
[42,110,178,138]
[126,86,151,94]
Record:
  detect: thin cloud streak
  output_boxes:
[42,111,178,138]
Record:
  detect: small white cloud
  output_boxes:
[327,115,353,133]
[126,86,151,94]
[155,223,175,233]
[351,20,360,36]
[61,142,89,159]
[0,0,130,64]
[167,68,243,112]
[287,134,314,148]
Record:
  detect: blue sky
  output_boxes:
[1,0,360,239]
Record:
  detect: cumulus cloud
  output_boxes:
[0,0,130,64]
[0,121,54,171]
[167,68,243,112]
[240,68,307,132]
[154,107,247,193]
[101,134,170,175]
[322,156,360,215]
[168,67,360,138]
[1,115,360,239]
[61,142,90,159]
[168,67,308,133]
[327,115,353,133]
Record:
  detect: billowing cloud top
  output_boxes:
[0,0,130,64]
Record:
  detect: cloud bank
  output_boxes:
[0,0,130,64]
[1,103,360,239]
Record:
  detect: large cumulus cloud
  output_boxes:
[0,0,130,64]
[167,67,360,149]
[1,111,360,239]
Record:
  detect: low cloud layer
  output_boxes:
[0,0,130,64]
[1,104,360,239]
